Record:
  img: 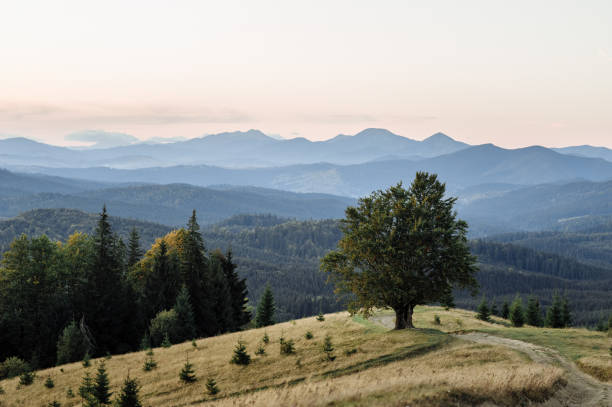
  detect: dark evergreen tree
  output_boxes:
[117,375,142,407]
[501,301,510,319]
[93,361,112,405]
[490,302,499,317]
[476,297,490,321]
[127,228,143,269]
[526,296,542,327]
[322,335,336,361]
[440,289,455,310]
[78,372,94,400]
[181,211,215,337]
[210,257,234,333]
[217,250,251,330]
[255,285,275,328]
[144,239,179,321]
[545,294,564,328]
[174,285,196,342]
[509,295,525,327]
[561,295,572,327]
[85,206,130,354]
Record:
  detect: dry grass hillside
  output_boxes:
[1,306,609,407]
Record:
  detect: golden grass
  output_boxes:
[0,308,568,406]
[409,306,612,383]
[204,342,563,407]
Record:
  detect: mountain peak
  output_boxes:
[423,132,452,142]
[353,128,400,138]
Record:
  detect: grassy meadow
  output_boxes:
[2,306,609,406]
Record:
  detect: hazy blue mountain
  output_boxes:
[554,145,612,163]
[1,129,470,169]
[458,179,612,233]
[25,144,612,197]
[0,181,355,226]
[0,168,110,198]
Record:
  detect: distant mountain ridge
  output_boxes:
[22,143,612,198]
[1,129,469,169]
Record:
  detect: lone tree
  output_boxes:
[321,173,478,329]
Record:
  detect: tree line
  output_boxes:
[0,207,250,370]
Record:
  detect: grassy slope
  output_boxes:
[0,307,577,407]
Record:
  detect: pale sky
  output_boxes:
[0,0,611,148]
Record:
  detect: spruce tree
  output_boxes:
[210,258,234,333]
[181,211,215,337]
[440,289,455,310]
[509,295,525,327]
[218,250,251,330]
[174,284,196,342]
[490,302,499,317]
[179,356,197,383]
[44,376,55,388]
[476,297,490,321]
[117,375,142,407]
[255,285,275,328]
[561,296,572,327]
[545,294,563,328]
[322,335,336,361]
[526,296,542,326]
[501,301,510,319]
[144,239,179,321]
[93,361,112,405]
[79,372,94,400]
[230,340,251,365]
[127,227,143,269]
[206,377,219,395]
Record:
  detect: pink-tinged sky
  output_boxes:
[0,1,611,148]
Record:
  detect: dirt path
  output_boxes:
[372,315,612,406]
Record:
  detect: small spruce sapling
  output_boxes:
[477,297,490,321]
[19,370,35,386]
[322,335,336,361]
[433,315,441,325]
[117,375,142,407]
[161,332,172,348]
[206,377,219,395]
[179,356,197,383]
[280,337,296,355]
[48,401,61,407]
[44,376,55,388]
[82,352,91,368]
[255,344,266,355]
[316,313,325,322]
[262,332,269,344]
[305,331,314,339]
[230,340,251,365]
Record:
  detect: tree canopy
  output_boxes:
[321,172,478,329]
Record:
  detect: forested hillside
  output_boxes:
[2,209,609,330]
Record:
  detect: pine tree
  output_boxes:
[255,285,275,327]
[206,377,219,395]
[210,258,234,333]
[179,357,197,383]
[44,376,55,388]
[490,302,499,317]
[93,361,112,405]
[82,352,91,367]
[161,332,172,348]
[322,335,336,361]
[501,301,510,319]
[509,295,525,327]
[561,295,572,327]
[230,340,251,365]
[117,375,142,407]
[545,294,563,328]
[174,284,196,342]
[476,297,490,321]
[526,296,542,326]
[127,227,143,269]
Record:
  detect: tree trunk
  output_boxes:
[394,305,415,329]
